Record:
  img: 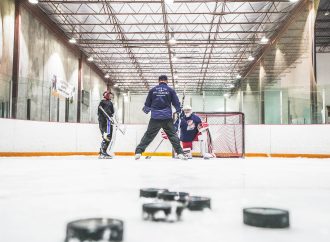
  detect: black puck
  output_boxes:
[243,207,290,228]
[157,191,178,201]
[65,218,124,242]
[187,196,211,211]
[143,203,185,221]
[139,188,168,198]
[157,191,189,202]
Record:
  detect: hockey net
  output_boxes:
[193,112,245,158]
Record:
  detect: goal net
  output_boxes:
[192,112,245,158]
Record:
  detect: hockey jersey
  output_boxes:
[98,99,114,128]
[144,82,181,120]
[179,113,202,142]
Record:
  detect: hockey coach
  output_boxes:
[135,75,186,160]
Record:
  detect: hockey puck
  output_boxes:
[243,207,290,228]
[65,218,124,242]
[176,192,190,203]
[143,203,185,221]
[187,196,211,211]
[139,188,168,198]
[157,191,189,202]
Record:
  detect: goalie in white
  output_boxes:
[177,105,216,159]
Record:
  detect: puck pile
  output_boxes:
[140,188,211,222]
[64,189,290,242]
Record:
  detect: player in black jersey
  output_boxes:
[98,90,115,159]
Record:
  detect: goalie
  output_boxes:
[97,90,115,159]
[178,105,215,159]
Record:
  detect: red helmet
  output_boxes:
[103,90,113,100]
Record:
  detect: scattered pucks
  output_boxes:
[142,203,185,222]
[157,191,189,203]
[243,207,290,228]
[65,218,124,242]
[140,188,168,198]
[187,196,211,211]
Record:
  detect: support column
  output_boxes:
[77,55,82,123]
[11,0,21,119]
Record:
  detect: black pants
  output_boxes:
[99,119,113,154]
[135,118,183,155]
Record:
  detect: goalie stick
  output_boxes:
[98,106,126,135]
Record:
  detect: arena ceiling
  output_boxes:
[35,0,306,94]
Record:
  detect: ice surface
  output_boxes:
[0,156,330,242]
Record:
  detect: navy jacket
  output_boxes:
[144,82,181,120]
[179,113,202,142]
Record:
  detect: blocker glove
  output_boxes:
[142,105,151,114]
[198,122,209,132]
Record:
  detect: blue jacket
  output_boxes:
[144,82,181,120]
[179,113,202,142]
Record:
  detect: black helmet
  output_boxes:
[159,75,168,81]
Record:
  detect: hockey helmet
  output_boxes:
[183,104,192,111]
[103,90,113,100]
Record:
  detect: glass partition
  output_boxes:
[0,75,329,125]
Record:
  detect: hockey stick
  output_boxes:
[172,82,187,158]
[145,138,165,159]
[98,106,126,135]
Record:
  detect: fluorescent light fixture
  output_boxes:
[104,73,110,79]
[165,0,174,4]
[224,93,230,98]
[260,36,269,44]
[114,84,118,87]
[289,0,299,2]
[248,55,255,61]
[236,74,241,79]
[29,0,38,4]
[325,11,330,16]
[69,37,77,44]
[87,56,94,62]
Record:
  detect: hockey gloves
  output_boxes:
[142,105,151,114]
[103,132,111,142]
[198,122,209,132]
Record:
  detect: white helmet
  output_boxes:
[183,104,192,117]
[183,104,192,111]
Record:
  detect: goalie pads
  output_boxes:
[198,122,209,132]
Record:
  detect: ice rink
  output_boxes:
[1,156,330,242]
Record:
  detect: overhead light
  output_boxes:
[114,84,118,87]
[224,93,230,98]
[325,11,330,16]
[289,0,299,2]
[165,0,174,4]
[236,74,241,79]
[87,56,94,62]
[248,55,255,61]
[168,33,176,46]
[104,73,110,79]
[260,36,269,44]
[29,0,38,4]
[69,37,77,44]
